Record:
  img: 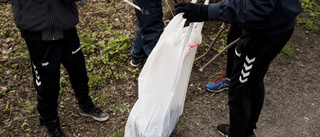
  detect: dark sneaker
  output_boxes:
[44,118,65,137]
[130,58,143,67]
[217,124,230,137]
[79,100,109,121]
[206,70,230,92]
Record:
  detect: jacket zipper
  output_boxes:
[19,0,22,21]
[48,0,55,40]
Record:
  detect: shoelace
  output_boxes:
[213,70,226,84]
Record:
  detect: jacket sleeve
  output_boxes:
[209,0,304,32]
[209,0,277,25]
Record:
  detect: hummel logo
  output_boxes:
[42,62,49,66]
[239,56,256,83]
[72,46,81,54]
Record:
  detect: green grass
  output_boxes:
[281,43,295,58]
[106,129,124,137]
[298,0,320,32]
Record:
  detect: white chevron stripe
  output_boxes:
[245,56,256,64]
[35,75,40,80]
[243,63,253,71]
[36,79,41,86]
[239,75,248,83]
[241,69,250,78]
[32,62,41,86]
[235,48,241,57]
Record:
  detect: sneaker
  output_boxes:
[217,124,230,137]
[130,58,143,67]
[206,71,230,92]
[79,100,109,122]
[44,118,65,137]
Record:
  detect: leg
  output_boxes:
[228,29,294,137]
[130,25,146,60]
[131,0,164,58]
[61,34,109,121]
[60,34,90,103]
[25,39,62,123]
[246,79,264,136]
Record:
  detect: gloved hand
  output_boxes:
[174,2,209,22]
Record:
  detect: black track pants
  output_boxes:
[25,34,90,122]
[228,29,294,137]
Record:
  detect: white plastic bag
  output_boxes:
[125,1,207,136]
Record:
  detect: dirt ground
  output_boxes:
[1,0,320,137]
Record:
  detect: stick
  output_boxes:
[165,0,174,17]
[124,0,142,11]
[199,37,240,72]
[194,23,228,62]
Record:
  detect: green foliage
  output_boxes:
[3,104,9,111]
[24,101,37,114]
[298,0,320,32]
[0,91,6,96]
[301,0,317,11]
[209,26,230,53]
[109,103,130,116]
[0,129,5,135]
[106,130,124,137]
[59,66,71,95]
[297,18,320,32]
[78,15,135,92]
[21,122,29,128]
[88,74,102,89]
[281,43,294,58]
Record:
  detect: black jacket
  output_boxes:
[11,0,79,40]
[208,0,301,36]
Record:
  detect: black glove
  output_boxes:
[174,2,209,22]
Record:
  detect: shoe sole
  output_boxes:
[79,111,109,122]
[206,87,228,93]
[130,60,140,67]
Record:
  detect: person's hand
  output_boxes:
[174,2,208,22]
